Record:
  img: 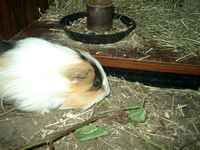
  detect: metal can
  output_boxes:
[87,0,114,32]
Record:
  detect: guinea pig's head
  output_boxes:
[59,51,110,110]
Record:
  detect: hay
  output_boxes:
[0,76,200,149]
[41,0,200,55]
[1,1,199,150]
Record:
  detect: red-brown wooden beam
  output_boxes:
[95,55,200,76]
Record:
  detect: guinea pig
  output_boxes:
[0,37,110,113]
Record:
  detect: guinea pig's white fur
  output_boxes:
[0,38,110,113]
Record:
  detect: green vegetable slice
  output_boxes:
[74,124,108,141]
[128,107,146,123]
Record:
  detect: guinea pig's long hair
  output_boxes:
[0,38,110,113]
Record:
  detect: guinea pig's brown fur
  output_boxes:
[60,59,106,109]
[62,60,95,92]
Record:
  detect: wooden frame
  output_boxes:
[0,0,48,39]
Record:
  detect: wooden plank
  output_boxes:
[95,55,200,76]
[0,0,49,39]
[0,0,17,39]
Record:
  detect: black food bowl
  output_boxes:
[60,12,136,44]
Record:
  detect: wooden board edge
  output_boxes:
[95,55,200,76]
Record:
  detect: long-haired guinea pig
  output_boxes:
[0,37,110,113]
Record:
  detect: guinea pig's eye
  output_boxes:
[73,72,87,79]
[67,69,92,81]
